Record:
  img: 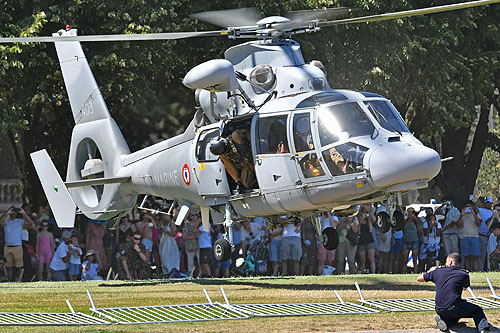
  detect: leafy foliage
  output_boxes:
[1,0,499,210]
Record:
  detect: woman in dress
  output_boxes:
[36,220,54,280]
[86,220,108,274]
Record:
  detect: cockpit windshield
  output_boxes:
[317,102,375,147]
[364,100,410,133]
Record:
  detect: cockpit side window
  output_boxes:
[293,113,314,152]
[256,115,289,154]
[322,143,368,176]
[196,128,220,162]
[317,102,374,147]
[364,100,410,133]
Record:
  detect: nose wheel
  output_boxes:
[322,227,339,250]
[213,238,232,262]
[390,210,405,231]
[376,211,391,233]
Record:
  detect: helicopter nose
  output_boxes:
[368,143,441,188]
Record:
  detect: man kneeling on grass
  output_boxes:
[417,253,491,332]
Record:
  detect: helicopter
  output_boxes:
[1,0,498,262]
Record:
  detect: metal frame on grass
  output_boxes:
[87,289,250,324]
[0,300,110,326]
[232,290,379,317]
[355,281,500,312]
[487,277,500,301]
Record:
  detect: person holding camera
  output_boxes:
[357,205,376,274]
[436,198,460,258]
[417,253,491,332]
[478,197,494,271]
[457,200,481,271]
[49,230,73,281]
[136,212,156,263]
[0,206,35,281]
[403,207,421,273]
[335,215,359,275]
[421,213,442,271]
[317,211,338,275]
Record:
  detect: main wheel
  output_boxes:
[322,227,339,250]
[391,210,405,231]
[376,212,391,233]
[213,238,231,262]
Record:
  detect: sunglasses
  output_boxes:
[42,224,49,227]
[133,237,141,240]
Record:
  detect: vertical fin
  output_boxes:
[53,29,111,124]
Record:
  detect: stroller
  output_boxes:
[232,239,269,277]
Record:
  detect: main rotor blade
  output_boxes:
[0,30,223,43]
[191,8,262,27]
[320,0,500,27]
[286,7,351,23]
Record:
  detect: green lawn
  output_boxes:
[0,273,499,332]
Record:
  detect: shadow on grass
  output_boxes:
[188,278,439,292]
[98,276,441,292]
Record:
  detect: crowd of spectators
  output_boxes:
[1,195,500,282]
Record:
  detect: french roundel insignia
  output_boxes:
[182,164,190,186]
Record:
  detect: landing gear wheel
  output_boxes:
[376,212,391,233]
[391,210,405,231]
[322,227,339,250]
[213,238,231,262]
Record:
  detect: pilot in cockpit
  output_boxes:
[329,147,347,174]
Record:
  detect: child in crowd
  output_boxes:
[488,222,500,271]
[0,257,7,282]
[68,236,82,281]
[81,250,103,281]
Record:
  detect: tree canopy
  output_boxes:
[1,0,499,210]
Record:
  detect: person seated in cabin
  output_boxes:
[211,128,257,193]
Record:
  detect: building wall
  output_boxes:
[0,134,22,212]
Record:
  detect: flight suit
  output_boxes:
[118,242,150,280]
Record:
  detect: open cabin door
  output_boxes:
[193,125,230,198]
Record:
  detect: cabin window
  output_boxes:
[256,115,289,154]
[196,128,220,162]
[293,113,314,152]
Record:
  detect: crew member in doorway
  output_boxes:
[210,128,256,193]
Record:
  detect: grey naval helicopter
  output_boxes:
[2,0,498,262]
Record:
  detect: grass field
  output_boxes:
[0,272,499,332]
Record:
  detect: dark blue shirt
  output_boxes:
[423,265,470,308]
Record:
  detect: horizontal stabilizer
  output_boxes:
[30,150,76,228]
[65,176,130,188]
